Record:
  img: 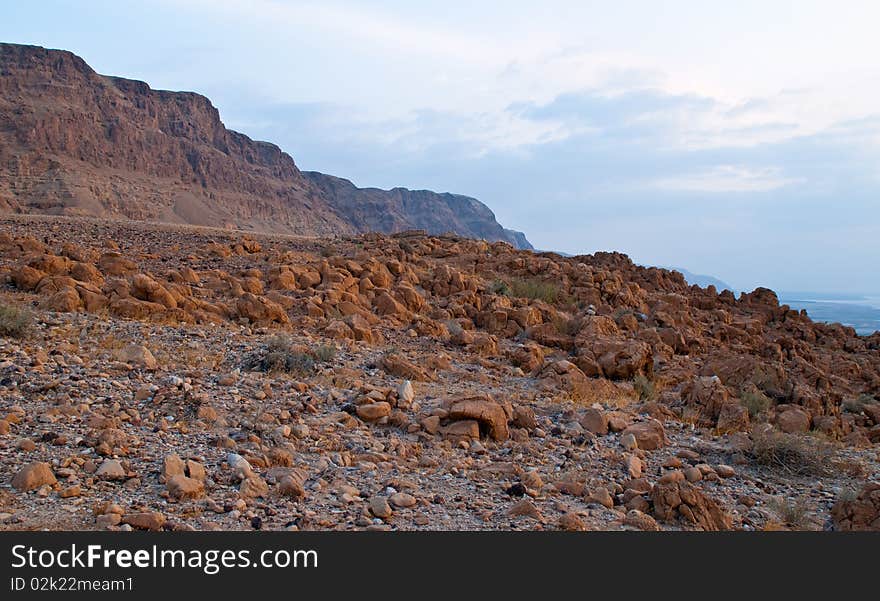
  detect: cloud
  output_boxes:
[652,166,803,193]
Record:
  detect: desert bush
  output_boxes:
[551,313,583,336]
[633,374,656,401]
[489,279,511,296]
[0,302,32,339]
[749,429,833,476]
[312,344,337,363]
[243,335,315,376]
[768,496,812,529]
[740,390,772,417]
[508,277,564,304]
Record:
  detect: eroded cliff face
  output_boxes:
[0,43,531,248]
[304,172,532,249]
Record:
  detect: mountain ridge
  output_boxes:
[0,42,531,249]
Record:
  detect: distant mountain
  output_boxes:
[304,172,532,249]
[664,267,736,293]
[0,43,531,248]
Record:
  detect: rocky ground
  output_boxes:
[0,214,878,531]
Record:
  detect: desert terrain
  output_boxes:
[0,214,877,531]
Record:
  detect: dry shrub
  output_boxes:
[568,377,635,408]
[508,277,565,304]
[749,429,834,476]
[0,302,33,338]
[242,335,314,376]
[768,496,813,529]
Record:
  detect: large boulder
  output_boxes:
[12,462,57,492]
[575,339,653,380]
[131,273,177,308]
[776,406,811,433]
[444,395,511,441]
[380,354,431,381]
[234,293,290,324]
[621,419,666,450]
[832,482,880,531]
[681,376,730,425]
[538,360,590,398]
[651,475,733,531]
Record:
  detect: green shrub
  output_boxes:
[740,390,772,417]
[0,303,32,339]
[768,496,811,529]
[243,335,315,376]
[312,344,337,363]
[551,313,582,336]
[508,277,565,304]
[633,374,656,401]
[489,279,511,296]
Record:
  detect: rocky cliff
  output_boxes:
[304,172,532,249]
[0,43,531,248]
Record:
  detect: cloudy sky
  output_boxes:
[4,1,880,294]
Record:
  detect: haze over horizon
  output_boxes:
[3,0,879,295]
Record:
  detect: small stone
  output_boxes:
[59,485,81,498]
[777,407,811,433]
[397,380,414,405]
[586,487,614,509]
[185,460,207,481]
[369,496,393,519]
[715,464,736,478]
[420,415,441,434]
[12,462,57,492]
[621,420,666,451]
[521,470,544,492]
[291,424,310,439]
[357,402,392,422]
[663,457,683,468]
[676,449,700,461]
[625,454,643,478]
[659,470,685,484]
[389,492,417,508]
[167,475,205,500]
[239,475,269,499]
[580,408,608,435]
[96,514,121,529]
[507,498,543,520]
[624,509,660,531]
[278,474,305,498]
[737,495,756,507]
[684,467,703,482]
[227,453,254,481]
[558,512,587,531]
[17,438,36,452]
[114,344,158,370]
[620,432,638,451]
[162,454,186,481]
[96,459,126,480]
[122,512,166,531]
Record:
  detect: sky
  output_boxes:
[3,0,879,294]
